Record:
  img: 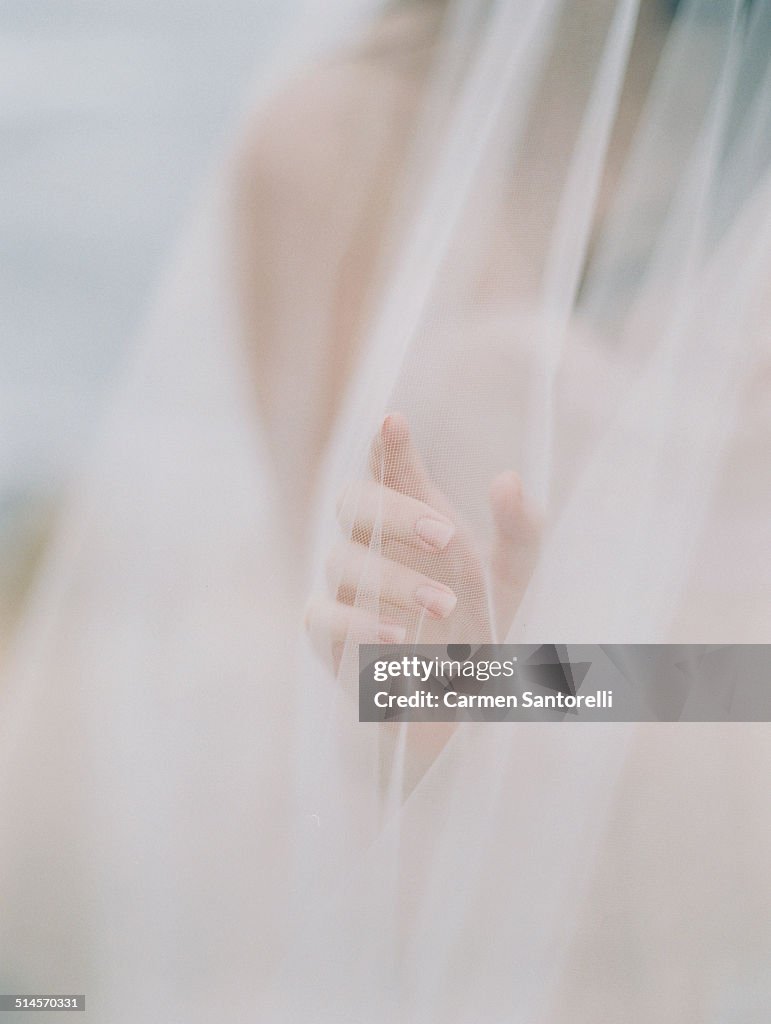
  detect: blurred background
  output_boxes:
[0,0,280,642]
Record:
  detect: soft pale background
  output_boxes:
[0,0,280,621]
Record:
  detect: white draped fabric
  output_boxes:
[1,1,770,1020]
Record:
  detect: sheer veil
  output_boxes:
[2,1,770,1020]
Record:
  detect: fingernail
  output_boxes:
[382,413,408,442]
[378,624,407,643]
[415,517,455,551]
[415,585,457,620]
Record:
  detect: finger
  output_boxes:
[489,471,542,626]
[305,597,406,673]
[326,542,458,620]
[368,413,453,515]
[337,480,456,553]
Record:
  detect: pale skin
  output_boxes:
[305,411,541,671]
[231,2,674,669]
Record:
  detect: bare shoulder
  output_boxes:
[230,6,438,208]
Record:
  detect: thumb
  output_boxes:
[489,471,541,632]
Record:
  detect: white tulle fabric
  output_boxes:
[1,1,770,1021]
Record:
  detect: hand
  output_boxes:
[306,414,540,673]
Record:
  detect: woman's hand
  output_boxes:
[306,414,540,673]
